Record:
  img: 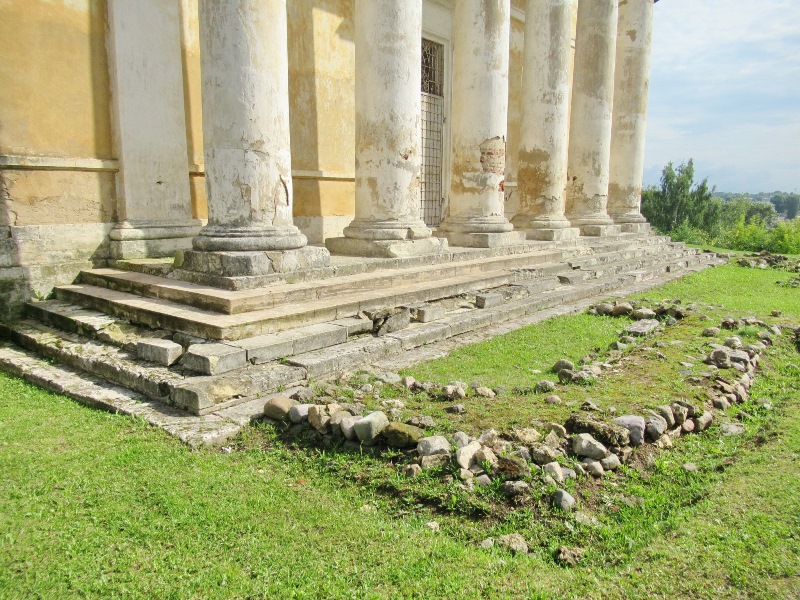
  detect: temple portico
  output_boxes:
[0,0,661,311]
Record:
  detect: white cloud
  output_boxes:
[644,0,800,192]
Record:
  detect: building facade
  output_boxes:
[0,0,654,313]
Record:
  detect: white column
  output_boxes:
[183,0,329,282]
[608,0,653,233]
[107,0,201,259]
[565,0,621,237]
[326,0,446,258]
[511,0,580,241]
[439,0,523,248]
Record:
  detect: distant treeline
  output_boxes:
[641,160,800,254]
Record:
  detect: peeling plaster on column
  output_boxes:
[511,0,579,241]
[439,0,520,246]
[608,0,653,227]
[193,0,308,252]
[341,0,432,241]
[565,0,619,234]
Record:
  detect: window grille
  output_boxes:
[420,38,445,228]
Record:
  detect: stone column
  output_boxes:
[565,0,621,237]
[107,0,202,259]
[180,0,329,284]
[608,0,653,233]
[326,0,446,258]
[511,0,580,241]
[439,0,523,248]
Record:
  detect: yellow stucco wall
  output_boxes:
[0,0,116,227]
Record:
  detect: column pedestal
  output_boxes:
[326,0,446,259]
[178,0,328,284]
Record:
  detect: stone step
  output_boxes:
[576,249,691,280]
[55,261,572,340]
[78,247,572,315]
[0,319,306,415]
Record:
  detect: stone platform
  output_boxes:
[0,233,726,445]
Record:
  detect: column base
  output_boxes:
[523,227,581,242]
[619,222,651,234]
[326,236,448,259]
[579,224,622,237]
[440,230,525,248]
[173,246,331,288]
[109,222,203,259]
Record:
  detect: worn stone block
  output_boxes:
[180,343,247,375]
[475,293,503,309]
[137,338,183,366]
[231,334,294,364]
[410,304,446,323]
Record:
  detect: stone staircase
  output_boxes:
[0,233,723,429]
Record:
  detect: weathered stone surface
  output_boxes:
[720,422,744,435]
[375,371,401,385]
[693,410,714,431]
[496,534,528,554]
[710,348,731,369]
[612,302,633,316]
[475,473,492,487]
[702,327,720,337]
[474,446,498,469]
[513,428,542,445]
[501,480,530,498]
[383,423,424,448]
[594,302,614,315]
[137,338,183,366]
[565,414,630,447]
[656,405,676,428]
[582,459,604,478]
[624,319,660,337]
[670,403,689,425]
[543,461,565,483]
[645,416,667,442]
[353,411,389,444]
[600,453,621,471]
[417,436,451,457]
[402,464,422,477]
[452,431,472,449]
[496,455,531,479]
[614,415,646,446]
[552,489,575,511]
[456,440,482,469]
[535,380,556,393]
[181,343,247,375]
[444,404,466,414]
[308,403,341,433]
[406,415,436,429]
[339,414,361,440]
[476,292,503,309]
[474,386,495,398]
[572,433,608,460]
[552,358,575,372]
[633,308,657,320]
[420,454,450,470]
[263,396,297,421]
[530,443,560,465]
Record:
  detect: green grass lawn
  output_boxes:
[1,263,799,598]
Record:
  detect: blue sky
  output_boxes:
[643,0,800,193]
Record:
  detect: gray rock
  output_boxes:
[625,319,660,337]
[545,394,562,405]
[710,348,732,369]
[614,415,646,446]
[512,428,542,445]
[455,440,482,469]
[263,396,298,421]
[535,380,556,394]
[444,404,466,414]
[720,422,744,435]
[496,534,528,554]
[452,431,472,449]
[612,302,633,316]
[543,461,565,483]
[600,453,621,471]
[474,386,496,398]
[442,385,467,401]
[656,405,676,428]
[633,308,657,320]
[339,415,361,440]
[572,433,608,459]
[383,423,425,448]
[375,371,401,385]
[406,415,436,429]
[582,459,605,478]
[552,489,575,511]
[353,411,390,444]
[496,455,531,479]
[289,403,313,423]
[400,375,416,389]
[543,430,561,449]
[475,474,492,487]
[594,302,614,316]
[702,327,720,337]
[291,387,315,403]
[420,454,450,470]
[501,480,530,498]
[417,436,452,457]
[645,416,667,442]
[531,443,561,465]
[693,410,714,431]
[552,358,575,373]
[670,403,689,425]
